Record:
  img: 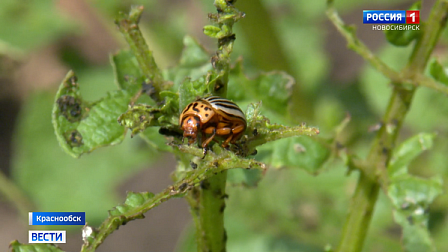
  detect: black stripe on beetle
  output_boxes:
[192,102,200,112]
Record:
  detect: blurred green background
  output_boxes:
[0,0,447,251]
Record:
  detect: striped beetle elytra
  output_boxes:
[179,96,246,149]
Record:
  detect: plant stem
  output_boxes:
[0,170,35,217]
[115,6,169,101]
[336,1,448,252]
[198,171,227,252]
[184,1,246,251]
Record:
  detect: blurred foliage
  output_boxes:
[1,0,448,252]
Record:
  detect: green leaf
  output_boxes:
[203,25,222,38]
[0,0,75,53]
[52,71,133,158]
[429,59,448,86]
[159,90,180,123]
[118,104,162,136]
[393,210,436,252]
[110,49,144,94]
[163,36,212,87]
[388,175,442,252]
[109,191,155,217]
[140,127,174,152]
[257,137,330,174]
[227,168,263,187]
[388,175,442,211]
[178,77,209,112]
[384,1,422,47]
[229,61,294,116]
[385,25,421,47]
[388,133,435,178]
[179,36,210,68]
[9,240,64,252]
[13,92,155,227]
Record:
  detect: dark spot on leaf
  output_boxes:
[382,147,389,155]
[251,149,258,156]
[253,129,258,136]
[190,161,197,169]
[142,80,157,101]
[65,130,83,147]
[407,215,414,225]
[57,95,82,122]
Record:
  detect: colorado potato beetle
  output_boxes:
[179,96,246,149]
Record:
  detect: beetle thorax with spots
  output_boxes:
[179,96,247,149]
[180,101,217,144]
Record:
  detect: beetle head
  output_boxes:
[181,115,201,144]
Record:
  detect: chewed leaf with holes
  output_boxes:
[52,71,133,158]
[228,60,294,115]
[388,175,442,252]
[9,240,64,252]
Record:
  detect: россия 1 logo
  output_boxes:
[363,10,420,31]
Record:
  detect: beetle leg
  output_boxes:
[202,146,208,159]
[202,127,216,148]
[222,135,233,148]
[215,128,232,148]
[230,125,246,144]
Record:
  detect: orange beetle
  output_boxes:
[179,96,246,148]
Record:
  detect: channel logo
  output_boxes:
[363,10,420,24]
[29,231,66,243]
[29,212,85,225]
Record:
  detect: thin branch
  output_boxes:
[326,0,402,84]
[0,170,35,217]
[331,0,448,251]
[80,147,265,252]
[416,71,448,95]
[326,0,448,96]
[115,6,171,101]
